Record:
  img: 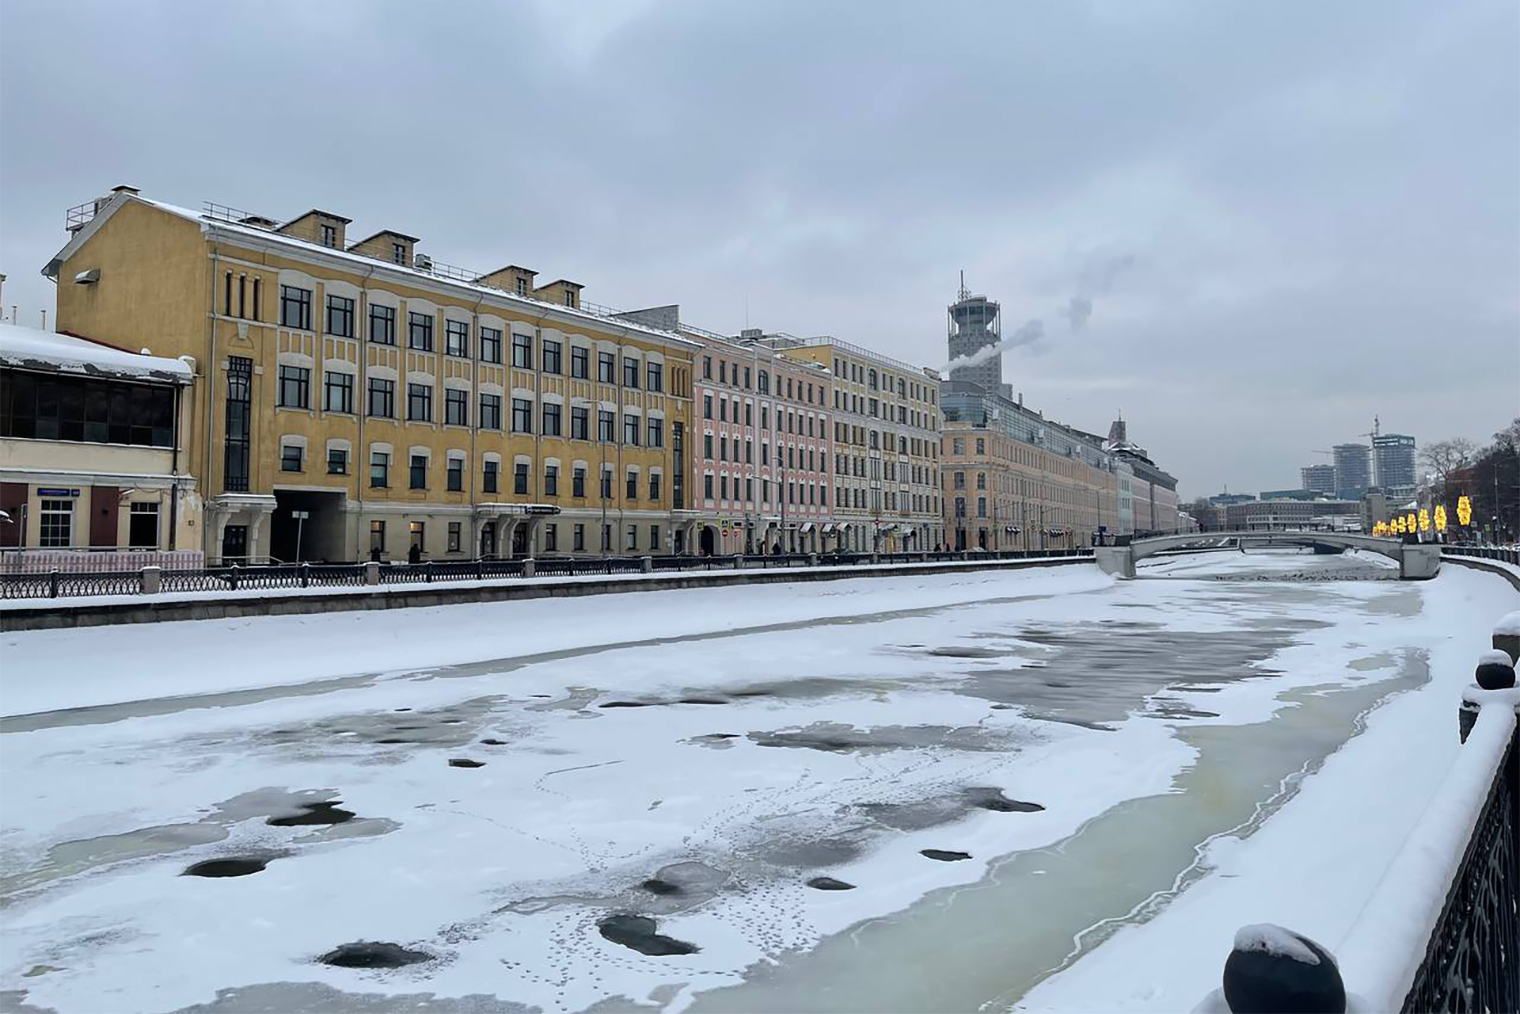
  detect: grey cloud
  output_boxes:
[1,0,1516,496]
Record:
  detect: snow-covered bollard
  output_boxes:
[139,565,161,595]
[1220,924,1346,1013]
[1476,649,1517,691]
[1494,610,1520,665]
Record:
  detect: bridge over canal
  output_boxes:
[1094,530,1442,580]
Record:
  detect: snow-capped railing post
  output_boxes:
[1494,611,1520,666]
[640,556,652,573]
[364,561,380,585]
[1195,924,1347,1013]
[139,565,161,595]
[521,557,535,579]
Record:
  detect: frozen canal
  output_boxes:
[0,551,1512,1013]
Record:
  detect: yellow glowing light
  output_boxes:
[1419,509,1431,531]
[1435,505,1447,532]
[1457,496,1473,526]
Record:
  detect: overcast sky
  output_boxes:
[3,1,1516,497]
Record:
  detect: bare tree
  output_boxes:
[1420,438,1478,495]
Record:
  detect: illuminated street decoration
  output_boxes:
[1457,496,1473,527]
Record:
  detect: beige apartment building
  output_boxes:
[44,187,696,563]
[752,332,942,552]
[941,383,1119,550]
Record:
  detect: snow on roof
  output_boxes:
[0,322,191,383]
[1233,924,1328,966]
[118,196,702,350]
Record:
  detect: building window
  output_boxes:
[370,519,386,553]
[127,501,159,548]
[445,320,469,358]
[719,399,727,423]
[511,333,533,369]
[447,457,463,491]
[407,382,433,422]
[512,398,533,433]
[976,438,985,454]
[623,357,640,388]
[571,345,589,379]
[223,357,252,491]
[542,402,562,436]
[598,410,615,443]
[602,524,612,551]
[516,276,528,295]
[281,443,303,472]
[479,393,502,430]
[408,312,433,351]
[703,394,713,420]
[719,361,727,384]
[479,326,502,364]
[410,454,427,489]
[278,365,310,409]
[649,472,661,501]
[483,459,499,493]
[978,497,987,518]
[544,523,558,551]
[39,498,73,548]
[445,388,468,426]
[368,377,395,418]
[704,474,714,499]
[369,305,396,345]
[626,470,638,500]
[323,371,354,413]
[393,242,407,265]
[448,521,462,553]
[623,413,640,445]
[319,223,337,248]
[409,520,425,553]
[514,461,529,495]
[370,451,389,488]
[545,463,559,496]
[647,416,664,447]
[598,351,616,383]
[646,361,663,392]
[574,523,585,551]
[571,406,589,440]
[542,340,562,374]
[279,285,312,330]
[601,467,613,498]
[327,446,348,474]
[325,295,355,337]
[573,466,586,497]
[626,526,638,552]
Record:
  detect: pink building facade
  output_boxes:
[689,336,834,555]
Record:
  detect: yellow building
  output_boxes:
[44,187,696,563]
[750,332,943,552]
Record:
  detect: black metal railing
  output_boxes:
[1443,546,1520,566]
[1401,727,1519,1013]
[0,548,1098,601]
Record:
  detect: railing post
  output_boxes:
[229,565,239,592]
[522,557,535,579]
[1495,611,1520,665]
[140,565,161,595]
[300,562,310,588]
[49,568,60,598]
[423,560,433,583]
[807,553,818,567]
[641,555,652,573]
[1212,924,1346,1014]
[365,561,380,586]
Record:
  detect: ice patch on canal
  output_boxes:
[0,553,1512,1013]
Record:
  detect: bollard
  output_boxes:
[1495,611,1520,665]
[522,557,535,579]
[364,561,380,585]
[640,555,652,574]
[1220,924,1346,1014]
[870,553,880,565]
[1475,649,1517,692]
[140,565,162,595]
[807,553,818,567]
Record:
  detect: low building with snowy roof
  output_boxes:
[0,322,201,570]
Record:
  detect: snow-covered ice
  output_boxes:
[0,550,1513,1013]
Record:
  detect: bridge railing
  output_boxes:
[1443,545,1520,567]
[1193,627,1520,1013]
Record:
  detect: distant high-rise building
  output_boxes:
[1372,433,1417,498]
[946,279,1008,399]
[1333,443,1371,499]
[1301,464,1336,495]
